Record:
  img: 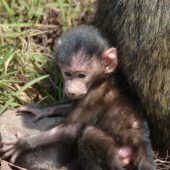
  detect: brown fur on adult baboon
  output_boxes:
[94,0,170,149]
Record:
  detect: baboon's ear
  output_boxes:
[102,48,118,74]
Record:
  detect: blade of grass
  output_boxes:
[1,0,14,16]
[5,52,14,73]
[0,71,18,79]
[0,75,49,115]
[58,0,66,24]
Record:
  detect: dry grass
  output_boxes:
[155,150,170,170]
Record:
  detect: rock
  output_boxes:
[0,110,69,170]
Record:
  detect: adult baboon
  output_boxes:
[94,0,170,149]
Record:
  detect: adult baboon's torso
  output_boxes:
[94,0,170,149]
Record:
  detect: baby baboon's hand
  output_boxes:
[17,105,46,122]
[0,132,31,163]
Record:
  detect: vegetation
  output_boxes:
[0,0,95,114]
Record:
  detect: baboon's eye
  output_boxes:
[78,74,86,79]
[64,72,72,77]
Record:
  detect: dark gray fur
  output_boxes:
[94,0,170,149]
[54,25,110,65]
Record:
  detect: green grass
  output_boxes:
[0,0,95,114]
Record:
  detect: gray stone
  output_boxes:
[0,110,69,170]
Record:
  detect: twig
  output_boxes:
[0,158,27,170]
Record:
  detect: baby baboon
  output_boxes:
[0,25,156,170]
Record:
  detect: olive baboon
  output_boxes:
[95,0,170,149]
